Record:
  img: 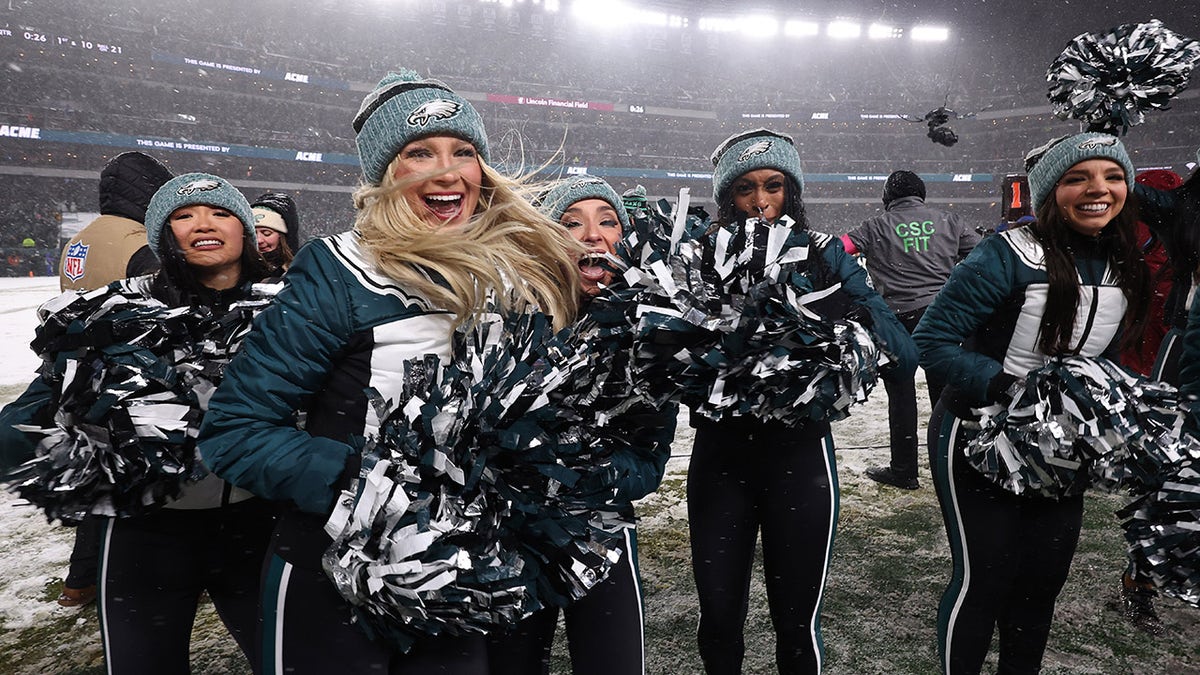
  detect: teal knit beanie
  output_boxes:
[353,69,489,185]
[710,128,804,202]
[144,173,255,259]
[1026,132,1134,211]
[539,175,631,232]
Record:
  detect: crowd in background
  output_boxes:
[0,0,1196,260]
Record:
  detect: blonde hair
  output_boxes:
[352,155,583,330]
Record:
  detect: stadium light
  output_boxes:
[738,15,778,38]
[826,20,861,39]
[697,14,779,36]
[572,0,681,28]
[783,20,819,38]
[544,0,559,11]
[697,16,738,33]
[868,23,901,39]
[911,25,950,41]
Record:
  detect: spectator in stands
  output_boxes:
[842,170,979,490]
[487,175,676,675]
[688,129,915,674]
[250,192,301,271]
[0,173,276,673]
[198,70,581,674]
[54,150,173,609]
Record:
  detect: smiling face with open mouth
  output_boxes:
[560,198,623,297]
[167,204,246,290]
[392,135,483,228]
[1054,158,1128,237]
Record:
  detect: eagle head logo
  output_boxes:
[1076,135,1119,151]
[738,140,773,162]
[570,177,607,191]
[408,99,462,127]
[176,178,221,196]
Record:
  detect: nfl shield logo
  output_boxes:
[63,241,89,281]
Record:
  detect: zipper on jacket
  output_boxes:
[1072,289,1101,354]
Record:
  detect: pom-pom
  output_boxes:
[1117,444,1200,607]
[1047,20,1200,134]
[322,309,639,651]
[376,68,423,88]
[3,279,277,522]
[610,202,884,425]
[966,356,1188,498]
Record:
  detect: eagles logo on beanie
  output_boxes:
[353,69,489,185]
[143,173,256,260]
[252,208,288,233]
[710,128,804,202]
[1025,132,1134,211]
[539,175,631,231]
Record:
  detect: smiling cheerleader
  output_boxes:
[0,172,277,674]
[914,132,1151,674]
[197,70,583,674]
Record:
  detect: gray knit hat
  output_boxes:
[353,69,489,185]
[710,128,803,202]
[144,173,256,259]
[539,175,631,232]
[1026,132,1134,210]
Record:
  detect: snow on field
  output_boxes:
[0,278,81,639]
[0,277,57,387]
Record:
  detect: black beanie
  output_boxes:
[882,170,926,205]
[251,192,301,251]
[97,151,173,223]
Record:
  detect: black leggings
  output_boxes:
[928,402,1084,675]
[687,421,838,675]
[259,542,487,675]
[97,499,276,675]
[487,528,646,675]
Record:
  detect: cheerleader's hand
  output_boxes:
[842,303,873,329]
[986,372,1025,407]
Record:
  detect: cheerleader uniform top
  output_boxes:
[200,230,675,566]
[913,226,1128,420]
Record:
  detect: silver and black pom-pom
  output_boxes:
[967,356,1187,498]
[1117,438,1200,608]
[322,309,644,650]
[3,279,277,522]
[1047,19,1200,134]
[612,205,883,425]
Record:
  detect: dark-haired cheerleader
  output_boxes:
[690,129,916,675]
[914,132,1150,674]
[0,173,277,674]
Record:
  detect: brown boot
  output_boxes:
[1120,571,1164,636]
[57,584,96,608]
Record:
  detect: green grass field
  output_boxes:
[1,387,1197,674]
